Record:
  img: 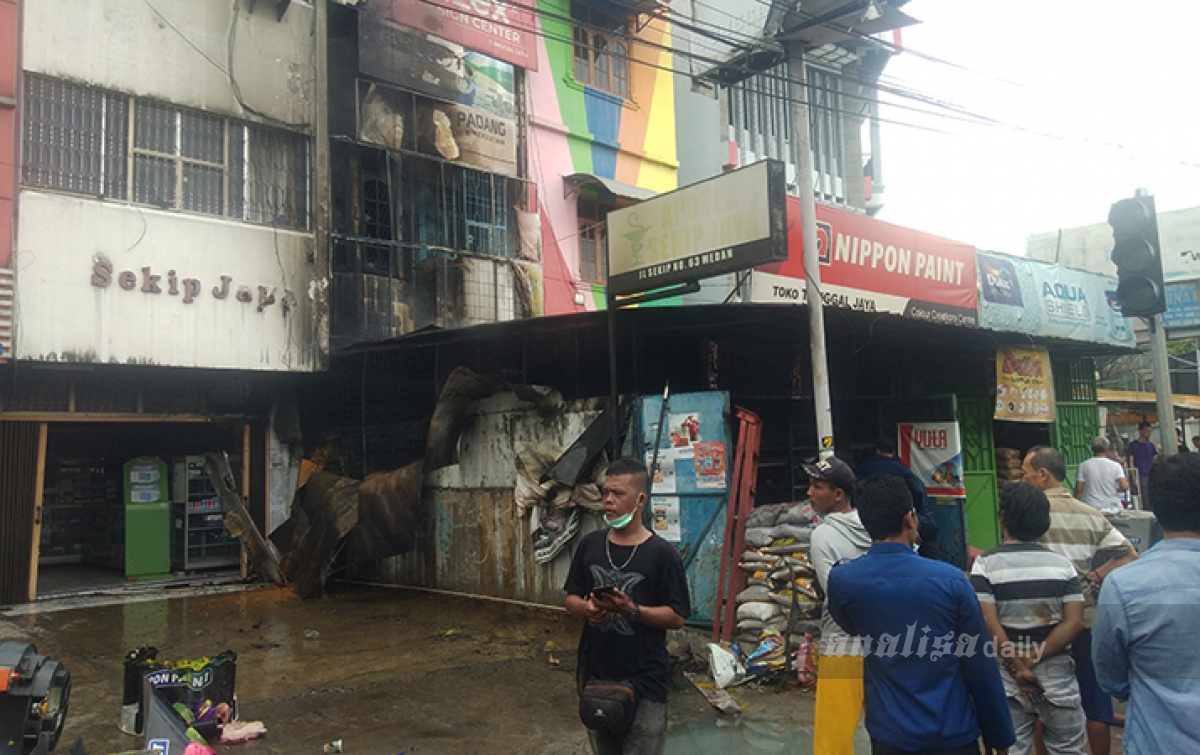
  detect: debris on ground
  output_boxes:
[303,629,320,640]
[323,740,343,753]
[219,720,268,744]
[682,672,741,715]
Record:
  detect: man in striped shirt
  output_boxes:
[972,482,1086,755]
[1022,446,1137,755]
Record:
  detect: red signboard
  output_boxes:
[753,198,979,327]
[376,0,539,71]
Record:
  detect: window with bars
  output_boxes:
[571,2,630,99]
[578,198,609,283]
[401,155,517,259]
[22,74,309,229]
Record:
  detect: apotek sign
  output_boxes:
[606,160,787,297]
[751,200,978,326]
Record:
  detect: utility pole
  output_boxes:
[786,43,835,459]
[1149,316,1178,455]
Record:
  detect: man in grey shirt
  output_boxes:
[1074,437,1128,514]
[805,457,872,755]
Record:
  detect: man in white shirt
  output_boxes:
[1074,437,1129,514]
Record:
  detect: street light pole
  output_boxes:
[786,44,835,459]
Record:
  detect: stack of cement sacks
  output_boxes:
[996,447,1024,483]
[734,501,822,648]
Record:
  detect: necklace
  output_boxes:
[606,533,640,571]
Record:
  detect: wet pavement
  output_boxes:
[0,582,820,755]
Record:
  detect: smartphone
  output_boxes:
[590,586,618,600]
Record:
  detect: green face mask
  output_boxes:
[604,510,635,529]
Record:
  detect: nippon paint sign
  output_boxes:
[607,160,788,297]
[15,192,322,371]
[751,201,978,327]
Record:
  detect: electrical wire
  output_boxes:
[392,0,1200,170]
[384,0,994,136]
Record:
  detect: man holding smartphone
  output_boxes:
[564,457,691,755]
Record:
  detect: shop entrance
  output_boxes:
[36,421,246,597]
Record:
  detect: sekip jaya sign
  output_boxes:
[751,198,979,327]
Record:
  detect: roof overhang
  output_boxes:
[1098,389,1200,416]
[563,173,657,204]
[778,1,919,49]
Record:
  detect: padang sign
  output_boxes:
[372,0,538,71]
[606,160,787,297]
[751,201,978,327]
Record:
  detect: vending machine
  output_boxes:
[124,457,171,580]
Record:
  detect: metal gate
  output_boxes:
[959,398,1000,550]
[1051,358,1100,487]
[0,422,44,605]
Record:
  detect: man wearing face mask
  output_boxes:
[564,457,692,755]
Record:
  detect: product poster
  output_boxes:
[897,422,966,497]
[648,451,678,494]
[667,413,701,453]
[650,496,681,542]
[693,442,727,490]
[994,346,1056,422]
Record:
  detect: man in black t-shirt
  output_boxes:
[564,457,691,755]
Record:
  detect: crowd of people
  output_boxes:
[560,438,1199,755]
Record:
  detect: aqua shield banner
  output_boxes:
[977,252,1134,347]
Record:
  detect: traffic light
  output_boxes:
[1108,194,1166,318]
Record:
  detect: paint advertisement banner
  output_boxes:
[371,0,538,71]
[897,422,966,497]
[607,160,788,297]
[994,346,1056,423]
[360,14,517,119]
[751,200,978,327]
[977,252,1134,347]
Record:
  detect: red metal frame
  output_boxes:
[712,406,762,644]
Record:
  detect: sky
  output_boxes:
[873,0,1200,256]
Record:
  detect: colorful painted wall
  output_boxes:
[527,0,678,315]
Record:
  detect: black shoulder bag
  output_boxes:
[578,678,638,736]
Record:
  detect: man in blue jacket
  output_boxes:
[856,437,941,560]
[827,475,1014,755]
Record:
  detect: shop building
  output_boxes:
[0,0,323,603]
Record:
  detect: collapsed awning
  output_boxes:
[563,173,657,204]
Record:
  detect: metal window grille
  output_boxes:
[21,74,309,229]
[21,76,127,198]
[403,157,515,259]
[724,63,845,205]
[245,125,310,229]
